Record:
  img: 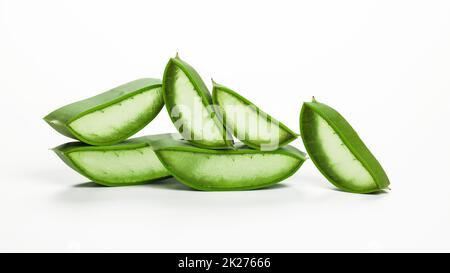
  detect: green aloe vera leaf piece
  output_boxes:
[162,55,234,149]
[212,82,298,151]
[300,98,390,193]
[52,134,177,186]
[44,78,164,146]
[152,137,307,191]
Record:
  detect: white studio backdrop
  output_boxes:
[0,0,449,252]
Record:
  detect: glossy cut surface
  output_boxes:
[44,78,164,146]
[212,82,297,150]
[152,137,307,191]
[53,134,173,186]
[300,99,390,193]
[162,56,233,149]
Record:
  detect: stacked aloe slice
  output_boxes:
[45,55,390,193]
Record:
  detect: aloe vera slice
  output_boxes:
[44,78,164,146]
[300,98,390,193]
[212,82,298,151]
[53,134,175,186]
[152,137,307,191]
[162,55,233,149]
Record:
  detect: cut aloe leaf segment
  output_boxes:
[53,134,175,186]
[300,98,390,193]
[152,137,307,191]
[44,78,164,146]
[162,55,233,149]
[212,82,298,151]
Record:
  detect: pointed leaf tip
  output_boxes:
[312,96,318,103]
[175,52,180,59]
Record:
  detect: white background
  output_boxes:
[1,0,449,252]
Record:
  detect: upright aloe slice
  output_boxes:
[162,55,233,149]
[44,78,164,146]
[152,137,307,191]
[300,98,390,193]
[53,134,175,186]
[212,82,298,151]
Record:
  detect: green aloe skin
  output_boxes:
[162,55,234,149]
[152,137,307,191]
[44,78,164,146]
[300,98,390,193]
[53,134,174,186]
[212,81,298,151]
